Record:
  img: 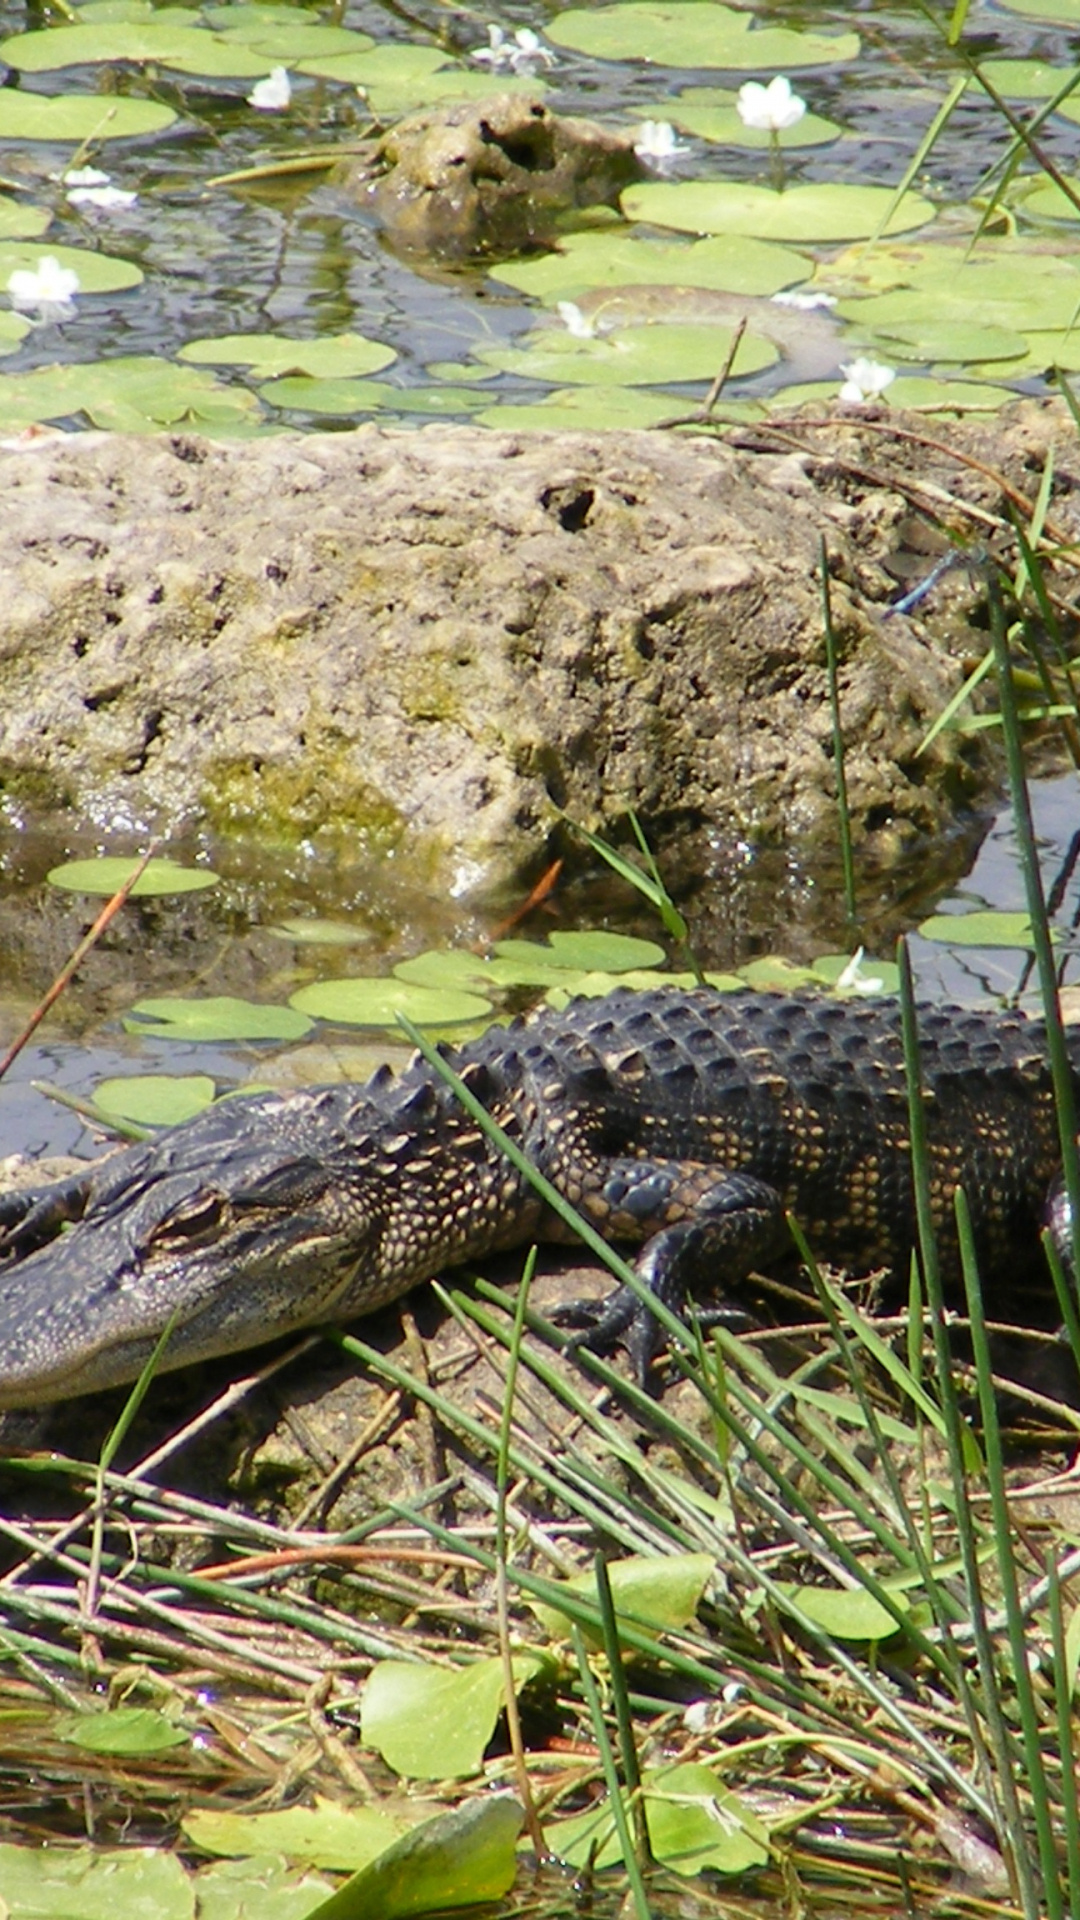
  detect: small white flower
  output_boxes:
[67,185,138,212]
[737,75,806,133]
[839,356,896,404]
[471,24,555,72]
[633,120,690,171]
[247,66,292,110]
[63,166,111,188]
[557,301,595,338]
[835,948,885,996]
[771,289,836,311]
[8,255,80,321]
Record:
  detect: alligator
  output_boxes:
[0,984,1073,1408]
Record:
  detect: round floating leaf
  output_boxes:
[786,1583,908,1641]
[547,3,858,70]
[0,200,53,241]
[860,319,1028,363]
[47,856,219,896]
[1018,176,1080,221]
[124,996,314,1041]
[393,950,503,991]
[475,320,776,388]
[0,313,31,356]
[0,241,142,292]
[545,930,666,970]
[669,91,842,148]
[184,1798,418,1870]
[268,917,376,945]
[980,58,1075,98]
[61,1708,188,1754]
[179,331,395,379]
[810,952,900,995]
[0,356,258,433]
[320,1798,524,1916]
[918,911,1046,948]
[0,1842,190,1915]
[623,180,934,242]
[212,23,370,59]
[362,1654,545,1780]
[532,1551,713,1647]
[3,21,262,74]
[0,94,177,140]
[992,0,1080,16]
[476,386,680,430]
[93,1074,217,1127]
[489,230,809,302]
[295,43,464,87]
[289,978,493,1027]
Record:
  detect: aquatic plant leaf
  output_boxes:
[289,979,492,1027]
[393,950,503,991]
[47,856,219,896]
[489,229,809,301]
[991,0,1080,17]
[180,332,396,379]
[195,1854,336,1920]
[543,1762,769,1874]
[59,1706,189,1753]
[268,917,375,945]
[0,199,53,241]
[784,1583,909,1640]
[0,242,141,295]
[0,355,258,432]
[772,375,1010,412]
[0,313,31,355]
[92,1074,217,1127]
[262,378,490,418]
[476,386,680,430]
[624,179,934,241]
[475,320,776,387]
[362,1655,546,1779]
[304,1795,523,1920]
[669,91,842,148]
[980,57,1078,97]
[124,996,314,1041]
[918,911,1047,948]
[0,1841,190,1918]
[546,931,666,970]
[185,1797,420,1869]
[547,3,857,70]
[0,94,177,139]
[531,1550,713,1648]
[3,21,263,74]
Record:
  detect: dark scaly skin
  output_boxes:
[0,986,1069,1407]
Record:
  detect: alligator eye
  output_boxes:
[149,1193,225,1250]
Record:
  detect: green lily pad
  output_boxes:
[992,0,1080,16]
[289,979,493,1028]
[47,856,219,896]
[0,356,258,433]
[475,386,682,430]
[544,1762,769,1876]
[268,917,376,945]
[0,1842,190,1919]
[785,1583,908,1641]
[0,242,141,294]
[532,1551,713,1648]
[853,319,1028,364]
[362,1654,546,1780]
[668,91,843,149]
[489,230,810,303]
[623,180,934,242]
[1019,176,1080,221]
[0,313,30,356]
[124,996,314,1041]
[308,1797,523,1920]
[503,931,666,973]
[0,95,176,144]
[184,1798,421,1870]
[475,320,777,388]
[0,200,56,242]
[180,331,396,380]
[917,910,1047,948]
[60,1707,188,1754]
[979,58,1080,98]
[772,375,1010,413]
[547,3,858,70]
[296,43,498,116]
[258,378,488,418]
[93,1074,217,1128]
[393,950,503,991]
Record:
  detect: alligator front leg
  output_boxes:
[0,1167,97,1254]
[559,1159,789,1384]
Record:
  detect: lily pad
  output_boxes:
[308,1796,523,1920]
[123,996,314,1041]
[362,1654,546,1780]
[184,1797,421,1870]
[0,356,258,433]
[0,313,30,356]
[60,1707,188,1754]
[393,950,503,991]
[289,979,493,1028]
[47,856,219,896]
[93,1074,217,1128]
[544,1762,769,1876]
[489,230,810,302]
[0,242,142,294]
[475,386,681,430]
[623,180,935,242]
[786,1583,908,1641]
[504,931,665,972]
[268,917,376,946]
[0,94,177,141]
[546,4,858,70]
[475,320,776,388]
[531,1550,713,1648]
[0,1842,190,1919]
[179,331,396,380]
[0,200,54,242]
[917,910,1045,948]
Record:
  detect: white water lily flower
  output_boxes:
[63,166,111,188]
[8,255,80,321]
[557,301,595,338]
[835,948,885,996]
[771,289,836,311]
[67,184,138,212]
[737,75,806,133]
[633,120,690,171]
[838,356,896,404]
[471,24,555,72]
[247,66,292,110]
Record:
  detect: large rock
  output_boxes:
[0,422,986,889]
